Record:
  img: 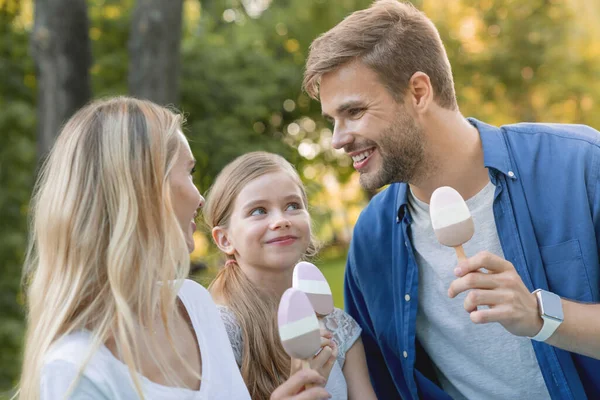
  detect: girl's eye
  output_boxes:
[190,167,197,175]
[286,202,301,211]
[250,208,267,216]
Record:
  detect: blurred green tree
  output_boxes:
[0,0,599,394]
[0,0,36,391]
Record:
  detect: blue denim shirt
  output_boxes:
[344,118,600,399]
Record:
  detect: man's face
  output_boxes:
[320,61,425,191]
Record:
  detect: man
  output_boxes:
[303,1,600,399]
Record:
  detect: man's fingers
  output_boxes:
[469,305,512,325]
[448,271,498,298]
[463,289,509,312]
[455,251,513,276]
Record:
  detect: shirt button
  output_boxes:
[405,294,411,302]
[508,171,515,178]
[403,351,408,358]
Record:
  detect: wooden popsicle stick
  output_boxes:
[301,359,315,389]
[453,244,467,262]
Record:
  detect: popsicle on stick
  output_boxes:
[429,186,474,261]
[277,288,322,377]
[292,261,334,318]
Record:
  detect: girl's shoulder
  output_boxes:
[215,305,243,367]
[321,308,362,367]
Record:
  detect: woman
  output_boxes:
[17,97,330,400]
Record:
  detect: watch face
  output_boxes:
[539,290,564,321]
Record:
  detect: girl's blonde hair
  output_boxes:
[19,96,196,399]
[204,151,318,400]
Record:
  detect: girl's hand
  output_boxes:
[290,329,338,383]
[270,370,331,400]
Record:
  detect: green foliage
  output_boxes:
[0,0,36,391]
[0,0,599,392]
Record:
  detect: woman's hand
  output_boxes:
[270,370,331,400]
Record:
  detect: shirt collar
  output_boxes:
[396,117,513,221]
[467,117,513,177]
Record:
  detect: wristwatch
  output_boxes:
[529,289,564,342]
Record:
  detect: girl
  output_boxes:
[204,152,377,400]
[17,97,330,400]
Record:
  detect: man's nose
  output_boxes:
[331,122,354,150]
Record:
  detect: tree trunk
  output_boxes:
[128,0,184,106]
[31,0,91,161]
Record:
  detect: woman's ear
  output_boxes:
[212,226,235,255]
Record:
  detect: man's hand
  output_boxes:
[447,251,543,337]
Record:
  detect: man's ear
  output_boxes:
[408,71,433,113]
[212,226,235,255]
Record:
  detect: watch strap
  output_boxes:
[529,314,561,342]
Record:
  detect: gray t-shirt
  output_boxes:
[408,181,551,400]
[217,306,361,400]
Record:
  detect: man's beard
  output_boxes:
[359,113,425,191]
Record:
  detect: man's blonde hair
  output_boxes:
[304,0,457,110]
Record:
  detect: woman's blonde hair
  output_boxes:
[204,151,318,400]
[19,96,196,399]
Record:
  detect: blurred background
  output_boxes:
[0,0,599,394]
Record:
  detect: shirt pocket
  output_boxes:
[539,239,593,302]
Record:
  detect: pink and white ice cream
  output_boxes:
[277,288,321,360]
[429,186,474,260]
[292,261,334,317]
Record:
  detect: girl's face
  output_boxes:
[213,171,311,275]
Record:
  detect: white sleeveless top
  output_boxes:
[41,280,251,399]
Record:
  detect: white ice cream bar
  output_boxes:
[430,201,471,230]
[429,186,474,247]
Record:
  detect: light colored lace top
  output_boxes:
[217,306,361,400]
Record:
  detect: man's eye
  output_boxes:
[348,108,365,117]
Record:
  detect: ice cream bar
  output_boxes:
[277,288,321,360]
[292,261,334,317]
[429,186,474,260]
